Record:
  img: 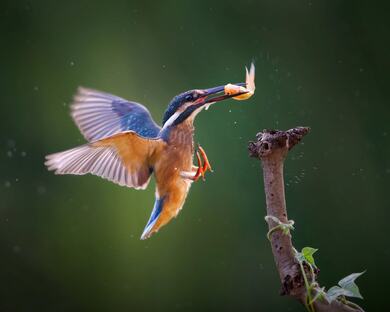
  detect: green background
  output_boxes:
[1,1,388,311]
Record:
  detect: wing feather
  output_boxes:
[71,87,161,142]
[45,132,165,189]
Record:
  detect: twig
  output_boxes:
[248,127,365,312]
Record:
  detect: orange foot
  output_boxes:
[191,144,213,182]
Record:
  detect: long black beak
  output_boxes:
[200,82,248,104]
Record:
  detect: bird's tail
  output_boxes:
[140,180,191,240]
[141,196,165,240]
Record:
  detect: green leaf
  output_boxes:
[338,271,365,299]
[326,286,354,302]
[326,271,365,302]
[302,247,318,267]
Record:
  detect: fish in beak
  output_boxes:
[194,62,256,109]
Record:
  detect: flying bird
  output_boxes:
[45,64,255,239]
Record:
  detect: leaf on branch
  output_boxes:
[295,247,318,267]
[338,271,365,299]
[302,247,318,268]
[326,271,365,302]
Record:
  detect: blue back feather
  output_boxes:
[71,88,161,141]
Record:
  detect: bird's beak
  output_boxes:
[197,83,248,105]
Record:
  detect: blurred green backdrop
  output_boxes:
[0,1,389,311]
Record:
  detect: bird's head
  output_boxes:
[162,83,247,128]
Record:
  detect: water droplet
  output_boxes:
[21,151,27,157]
[7,151,13,158]
[70,61,75,67]
[37,185,46,195]
[33,86,39,91]
[4,181,11,187]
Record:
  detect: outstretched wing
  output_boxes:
[45,131,165,189]
[71,87,161,142]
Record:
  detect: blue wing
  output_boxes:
[71,87,161,142]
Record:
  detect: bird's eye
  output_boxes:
[185,94,193,102]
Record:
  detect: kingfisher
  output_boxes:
[45,64,255,239]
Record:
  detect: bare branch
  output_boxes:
[248,127,364,312]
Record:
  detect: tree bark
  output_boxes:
[248,127,365,312]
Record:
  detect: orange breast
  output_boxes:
[150,122,195,233]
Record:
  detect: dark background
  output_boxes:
[1,1,389,311]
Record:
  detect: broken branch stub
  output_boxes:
[248,127,310,159]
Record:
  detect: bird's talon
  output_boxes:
[197,145,213,173]
[189,151,203,182]
[187,149,212,182]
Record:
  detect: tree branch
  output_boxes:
[248,127,365,312]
